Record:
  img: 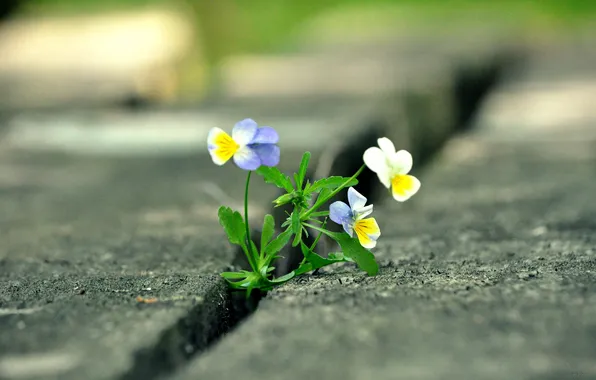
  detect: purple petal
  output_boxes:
[342,221,354,237]
[252,127,279,144]
[232,119,258,146]
[233,146,261,170]
[251,144,280,167]
[329,201,352,225]
[347,187,367,211]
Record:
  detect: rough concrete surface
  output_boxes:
[0,152,261,380]
[174,131,596,380]
[174,47,596,380]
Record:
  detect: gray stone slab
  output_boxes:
[0,27,510,380]
[172,46,596,380]
[0,151,270,380]
[173,131,596,380]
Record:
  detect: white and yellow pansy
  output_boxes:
[363,137,421,202]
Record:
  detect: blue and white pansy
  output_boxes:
[208,119,280,171]
[329,187,381,249]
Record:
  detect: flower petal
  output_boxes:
[353,217,380,249]
[377,137,396,155]
[363,147,391,188]
[232,119,258,146]
[233,146,261,170]
[207,127,239,165]
[250,144,280,167]
[391,174,421,202]
[389,150,413,174]
[353,204,373,220]
[347,187,367,211]
[252,127,279,144]
[329,201,352,225]
[342,221,354,237]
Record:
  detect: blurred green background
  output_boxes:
[3,0,595,104]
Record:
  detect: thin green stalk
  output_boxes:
[244,171,258,272]
[299,218,328,267]
[309,218,327,251]
[303,222,335,238]
[300,164,366,220]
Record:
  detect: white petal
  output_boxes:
[377,137,396,155]
[347,187,367,210]
[390,150,413,174]
[376,171,391,189]
[363,147,388,174]
[353,204,373,220]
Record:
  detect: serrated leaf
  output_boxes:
[300,242,345,268]
[256,166,294,192]
[315,187,331,203]
[294,262,313,276]
[296,151,311,190]
[306,176,359,194]
[217,206,246,246]
[330,232,379,276]
[264,228,293,257]
[260,214,275,255]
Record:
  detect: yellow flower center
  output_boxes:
[353,218,379,247]
[391,174,415,197]
[214,133,240,162]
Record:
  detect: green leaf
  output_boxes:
[260,214,275,255]
[315,187,331,204]
[300,242,346,268]
[217,206,246,246]
[291,211,302,247]
[296,151,311,190]
[268,271,296,284]
[264,228,293,257]
[256,166,294,192]
[331,233,379,276]
[220,271,249,280]
[306,176,359,194]
[273,192,295,207]
[294,262,313,276]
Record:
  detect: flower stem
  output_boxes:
[299,218,328,267]
[244,171,258,272]
[300,164,366,220]
[303,222,335,238]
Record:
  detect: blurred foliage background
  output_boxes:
[2,0,595,105]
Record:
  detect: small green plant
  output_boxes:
[208,119,420,294]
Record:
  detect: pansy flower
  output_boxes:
[329,187,381,249]
[208,119,280,171]
[363,137,421,202]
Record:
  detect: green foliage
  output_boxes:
[295,151,311,190]
[256,166,294,192]
[306,176,358,194]
[217,206,246,247]
[260,214,276,256]
[221,154,377,295]
[330,232,379,276]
